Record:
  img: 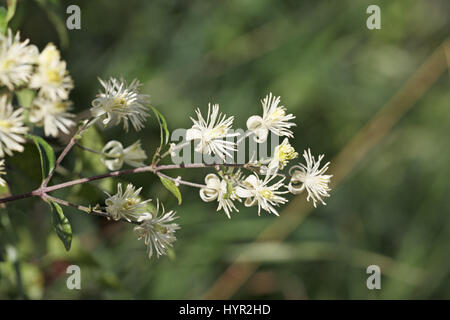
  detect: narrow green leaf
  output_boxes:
[25,134,56,180]
[0,7,7,34]
[5,0,17,23]
[150,105,169,147]
[159,176,182,205]
[48,200,72,251]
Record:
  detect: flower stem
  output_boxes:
[236,131,253,144]
[154,141,190,165]
[41,119,92,188]
[156,171,208,189]
[43,194,138,224]
[0,162,251,204]
[75,142,106,156]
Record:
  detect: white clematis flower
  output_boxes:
[186,103,238,161]
[236,173,288,216]
[267,138,298,172]
[29,43,73,101]
[29,98,75,137]
[104,183,151,222]
[134,201,180,258]
[288,148,332,207]
[199,173,240,219]
[246,93,296,143]
[0,95,28,157]
[91,77,149,131]
[36,42,60,65]
[101,140,147,171]
[0,29,38,90]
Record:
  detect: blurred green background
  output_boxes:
[0,0,449,299]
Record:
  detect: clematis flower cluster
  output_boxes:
[0,32,158,256]
[87,77,166,258]
[0,20,333,262]
[86,82,332,258]
[189,93,332,217]
[104,183,179,258]
[0,32,76,139]
[0,30,76,187]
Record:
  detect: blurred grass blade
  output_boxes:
[35,0,69,48]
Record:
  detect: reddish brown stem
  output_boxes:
[0,162,248,204]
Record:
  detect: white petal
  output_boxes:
[244,197,257,207]
[246,115,263,130]
[204,173,220,186]
[244,174,259,187]
[186,128,202,141]
[102,140,123,153]
[235,186,253,198]
[102,158,123,171]
[288,182,305,195]
[199,188,218,202]
[267,157,279,171]
[253,127,269,143]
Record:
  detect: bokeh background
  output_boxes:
[0,0,449,299]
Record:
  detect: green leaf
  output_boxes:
[25,134,56,181]
[159,176,182,205]
[5,0,17,22]
[0,0,17,34]
[150,105,169,148]
[48,200,72,251]
[0,8,7,34]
